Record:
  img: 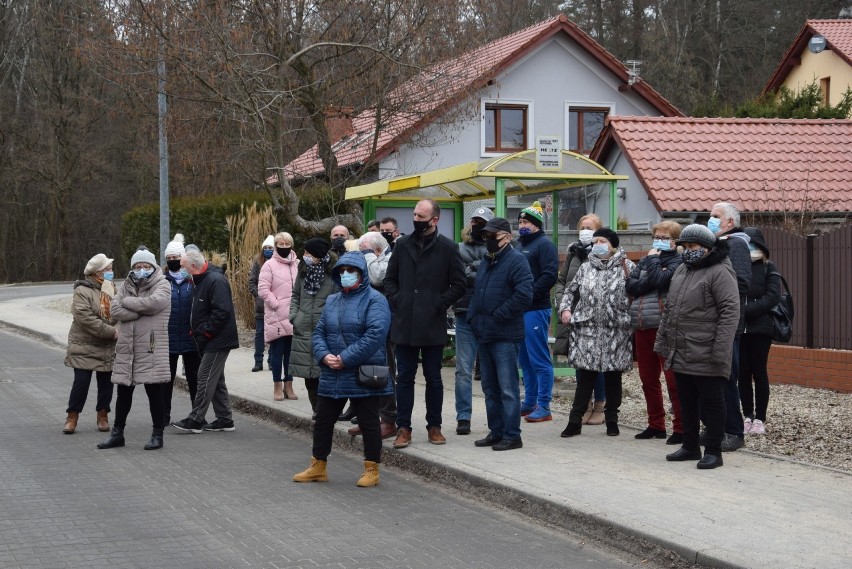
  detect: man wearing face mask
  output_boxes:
[379,217,401,251]
[384,199,466,448]
[451,207,493,435]
[330,225,350,257]
[467,217,533,450]
[514,201,559,423]
[708,202,751,452]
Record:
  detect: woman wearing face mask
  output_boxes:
[739,227,781,436]
[258,231,300,401]
[293,252,391,487]
[98,246,172,450]
[559,228,634,438]
[626,221,684,445]
[553,214,608,424]
[249,235,275,372]
[162,233,200,426]
[654,224,739,469]
[63,253,119,435]
[289,238,337,418]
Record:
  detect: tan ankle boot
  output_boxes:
[63,412,79,434]
[293,457,328,482]
[273,382,285,401]
[283,381,298,400]
[96,409,110,432]
[581,399,594,424]
[356,460,379,487]
[587,400,606,425]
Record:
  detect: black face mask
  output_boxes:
[166,259,182,272]
[471,224,485,241]
[485,237,501,253]
[276,247,291,258]
[380,231,395,243]
[413,220,431,235]
[331,237,346,252]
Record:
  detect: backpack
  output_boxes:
[767,271,794,343]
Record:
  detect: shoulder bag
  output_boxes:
[767,271,794,343]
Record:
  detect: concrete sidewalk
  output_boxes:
[2,293,849,569]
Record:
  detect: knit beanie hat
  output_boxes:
[676,224,717,249]
[593,228,619,248]
[262,235,275,248]
[84,253,113,276]
[519,201,544,229]
[164,233,186,257]
[304,237,331,259]
[130,246,157,268]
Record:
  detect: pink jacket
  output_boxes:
[258,250,299,342]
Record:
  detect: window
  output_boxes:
[821,77,831,106]
[484,104,528,152]
[568,107,609,154]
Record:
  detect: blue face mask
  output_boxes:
[707,217,722,234]
[133,268,154,280]
[102,271,113,281]
[518,227,532,237]
[262,249,273,259]
[653,239,671,251]
[591,243,610,257]
[340,271,359,288]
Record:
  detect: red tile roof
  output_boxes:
[591,116,852,213]
[764,19,852,94]
[278,15,680,182]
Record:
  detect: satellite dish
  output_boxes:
[809,35,827,54]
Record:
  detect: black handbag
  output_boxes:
[768,271,794,343]
[357,365,389,389]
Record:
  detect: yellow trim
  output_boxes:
[388,175,420,191]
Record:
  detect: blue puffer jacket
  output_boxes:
[166,273,195,354]
[467,245,533,343]
[313,252,392,399]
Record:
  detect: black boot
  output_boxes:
[338,404,356,422]
[97,426,125,449]
[144,427,164,450]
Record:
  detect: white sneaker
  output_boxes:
[750,419,765,435]
[743,417,753,434]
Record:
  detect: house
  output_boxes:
[764,19,852,106]
[280,15,680,232]
[590,116,852,229]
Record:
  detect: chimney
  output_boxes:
[324,107,354,144]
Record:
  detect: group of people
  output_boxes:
[62,197,780,483]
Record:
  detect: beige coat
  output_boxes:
[110,270,171,386]
[65,278,118,372]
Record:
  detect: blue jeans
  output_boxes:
[479,341,522,440]
[594,373,606,401]
[254,316,266,366]
[268,335,293,383]
[453,313,477,421]
[724,338,744,436]
[519,308,554,410]
[395,344,444,429]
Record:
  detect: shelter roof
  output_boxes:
[591,116,852,213]
[764,19,852,94]
[277,15,680,183]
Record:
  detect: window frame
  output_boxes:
[565,102,615,155]
[481,99,534,157]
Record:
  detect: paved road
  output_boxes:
[0,282,71,302]
[0,329,653,569]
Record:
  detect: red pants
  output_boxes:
[634,328,682,433]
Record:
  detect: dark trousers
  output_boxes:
[187,350,233,423]
[166,351,201,424]
[380,339,397,424]
[114,383,165,431]
[67,369,113,414]
[395,344,444,429]
[676,373,726,456]
[724,338,744,436]
[635,328,682,433]
[268,335,293,383]
[254,316,266,366]
[569,369,622,425]
[313,395,383,462]
[739,334,772,422]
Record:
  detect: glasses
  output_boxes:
[653,235,671,240]
[338,267,358,274]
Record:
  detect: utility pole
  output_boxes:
[158,29,169,263]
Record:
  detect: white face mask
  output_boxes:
[579,229,595,245]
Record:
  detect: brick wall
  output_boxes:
[767,345,852,393]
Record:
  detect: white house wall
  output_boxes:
[599,149,662,229]
[379,35,667,179]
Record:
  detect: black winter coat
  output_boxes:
[515,230,559,311]
[166,273,195,354]
[454,226,488,314]
[720,229,752,336]
[189,264,240,353]
[384,231,466,346]
[626,249,682,330]
[743,260,781,337]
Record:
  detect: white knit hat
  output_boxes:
[84,253,113,276]
[262,235,275,248]
[164,233,186,257]
[130,246,157,267]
